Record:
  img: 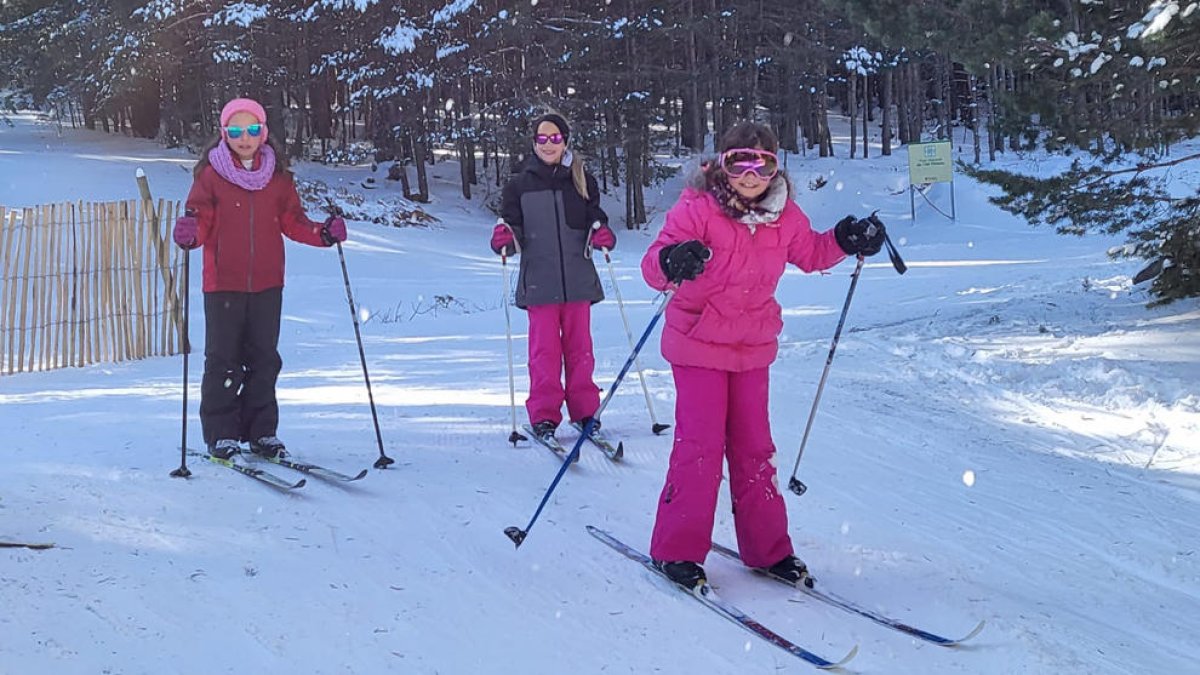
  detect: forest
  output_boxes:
[2,0,1197,302]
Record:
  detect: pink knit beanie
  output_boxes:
[219,98,269,142]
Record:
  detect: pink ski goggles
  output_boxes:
[720,148,779,180]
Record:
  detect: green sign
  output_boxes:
[908,141,953,184]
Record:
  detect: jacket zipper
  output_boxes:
[247,192,255,291]
[551,165,568,300]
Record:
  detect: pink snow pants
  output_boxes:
[650,364,794,568]
[526,301,601,425]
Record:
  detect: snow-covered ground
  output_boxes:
[1,112,1197,674]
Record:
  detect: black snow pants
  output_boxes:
[199,287,283,446]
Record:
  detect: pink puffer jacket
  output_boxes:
[641,175,846,372]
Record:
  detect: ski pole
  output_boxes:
[324,198,394,469]
[787,214,906,496]
[502,251,527,446]
[172,247,193,478]
[334,239,393,469]
[137,168,193,479]
[504,290,673,548]
[786,256,863,497]
[601,247,669,435]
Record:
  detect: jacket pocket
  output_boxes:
[687,300,781,346]
[685,302,722,341]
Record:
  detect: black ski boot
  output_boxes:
[250,435,287,460]
[209,439,242,460]
[655,560,707,591]
[531,420,557,443]
[766,554,813,588]
[578,416,602,436]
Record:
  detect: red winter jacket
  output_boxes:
[185,162,328,293]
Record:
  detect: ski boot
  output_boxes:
[250,435,288,460]
[531,420,558,444]
[209,439,242,460]
[577,416,602,436]
[655,560,708,592]
[766,554,814,589]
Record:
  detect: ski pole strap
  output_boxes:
[883,233,907,275]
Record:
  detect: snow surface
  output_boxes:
[1,112,1198,674]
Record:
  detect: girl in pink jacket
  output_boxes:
[641,122,885,590]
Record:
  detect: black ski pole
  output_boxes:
[786,256,863,496]
[504,291,672,548]
[324,198,393,469]
[335,238,393,469]
[171,248,192,478]
[137,168,193,479]
[787,214,905,496]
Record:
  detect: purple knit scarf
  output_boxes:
[208,142,276,191]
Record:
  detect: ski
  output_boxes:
[588,526,858,670]
[248,453,368,482]
[711,541,985,646]
[0,541,55,550]
[185,450,306,490]
[570,421,624,461]
[522,424,577,464]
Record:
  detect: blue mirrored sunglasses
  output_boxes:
[224,124,263,139]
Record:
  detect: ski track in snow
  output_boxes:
[2,111,1198,674]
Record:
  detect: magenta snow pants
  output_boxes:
[525,301,601,425]
[650,364,794,568]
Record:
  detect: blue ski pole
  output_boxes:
[504,291,672,548]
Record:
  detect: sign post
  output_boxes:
[907,141,955,223]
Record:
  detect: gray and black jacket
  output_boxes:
[501,153,612,309]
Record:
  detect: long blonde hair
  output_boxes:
[569,152,589,201]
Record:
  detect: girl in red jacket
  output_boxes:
[172,97,347,460]
[641,122,886,590]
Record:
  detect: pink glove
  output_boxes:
[591,224,616,250]
[321,216,347,246]
[173,215,199,250]
[491,223,516,256]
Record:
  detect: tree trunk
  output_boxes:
[936,55,945,139]
[129,76,162,139]
[970,73,981,164]
[798,81,813,151]
[987,66,999,161]
[681,0,704,151]
[412,124,430,203]
[881,68,893,156]
[709,0,725,138]
[909,61,923,143]
[605,102,620,188]
[848,69,858,159]
[818,62,833,157]
[862,73,869,159]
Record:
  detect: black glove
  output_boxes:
[834,214,886,256]
[659,240,711,283]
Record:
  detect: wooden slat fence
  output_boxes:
[0,200,185,375]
